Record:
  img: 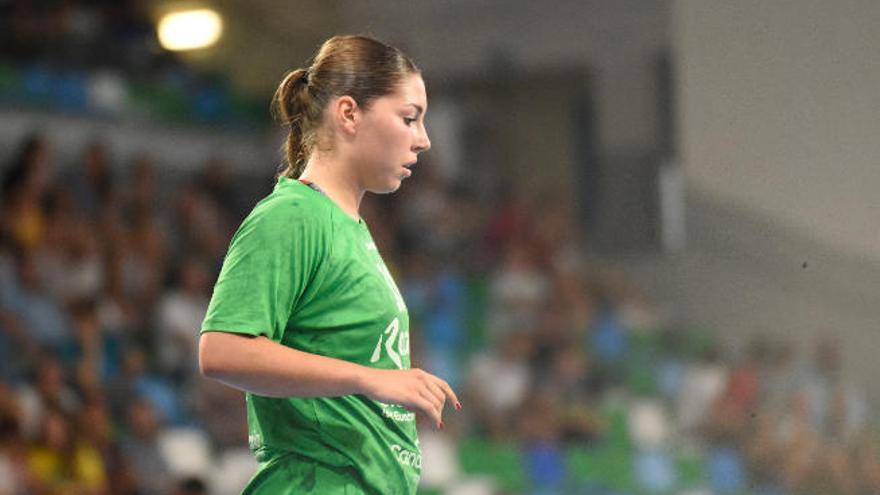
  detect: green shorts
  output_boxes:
[242,452,367,494]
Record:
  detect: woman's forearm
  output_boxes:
[198,331,370,398]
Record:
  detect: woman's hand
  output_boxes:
[359,368,460,430]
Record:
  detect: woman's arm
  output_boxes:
[198,331,460,428]
[199,331,365,397]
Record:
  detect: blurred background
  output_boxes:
[1,0,879,494]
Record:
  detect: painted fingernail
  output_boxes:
[439,420,444,430]
[455,402,462,411]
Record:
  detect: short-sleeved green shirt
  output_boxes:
[201,176,419,494]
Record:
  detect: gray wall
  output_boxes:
[674,0,880,266]
[351,0,669,156]
[649,0,880,405]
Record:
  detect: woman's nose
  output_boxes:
[414,129,431,153]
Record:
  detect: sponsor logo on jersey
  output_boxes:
[391,444,421,469]
[370,317,409,369]
[380,402,416,422]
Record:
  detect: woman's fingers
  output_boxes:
[413,392,442,428]
[434,376,460,410]
[377,369,459,430]
[424,378,447,410]
[419,388,443,422]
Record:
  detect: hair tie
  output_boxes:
[301,69,310,84]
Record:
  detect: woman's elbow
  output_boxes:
[199,332,233,379]
[199,331,262,379]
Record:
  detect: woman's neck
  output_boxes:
[298,156,364,223]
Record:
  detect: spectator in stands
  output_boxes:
[66,298,106,396]
[552,268,596,332]
[1,133,52,251]
[25,409,107,494]
[530,297,578,379]
[677,344,727,435]
[59,223,104,307]
[118,398,171,495]
[105,349,152,422]
[17,355,79,438]
[487,238,549,344]
[397,161,448,253]
[194,374,247,452]
[800,337,867,445]
[586,295,629,373]
[2,248,71,354]
[760,339,797,417]
[118,154,160,223]
[157,257,211,382]
[168,182,228,267]
[116,207,167,310]
[198,156,245,226]
[74,398,116,481]
[483,184,532,262]
[714,338,765,436]
[776,391,821,493]
[466,330,534,439]
[517,390,567,493]
[64,141,116,221]
[0,382,31,495]
[542,345,605,443]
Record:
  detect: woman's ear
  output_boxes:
[333,95,360,136]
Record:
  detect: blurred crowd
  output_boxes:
[0,133,257,495]
[0,1,261,127]
[391,162,880,495]
[1,0,176,76]
[0,130,879,495]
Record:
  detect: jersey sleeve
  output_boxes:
[200,196,328,342]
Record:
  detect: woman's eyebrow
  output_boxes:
[407,103,424,116]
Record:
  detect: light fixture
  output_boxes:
[158,9,223,51]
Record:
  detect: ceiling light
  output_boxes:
[158,9,223,51]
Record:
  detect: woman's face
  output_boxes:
[354,73,431,193]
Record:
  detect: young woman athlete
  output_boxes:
[198,35,460,494]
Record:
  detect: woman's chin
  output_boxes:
[387,180,404,193]
[369,180,403,195]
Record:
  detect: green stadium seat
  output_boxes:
[458,437,527,492]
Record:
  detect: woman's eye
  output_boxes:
[403,117,416,125]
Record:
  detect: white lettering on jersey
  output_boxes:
[370,317,410,368]
[391,444,422,469]
[397,328,409,358]
[380,403,416,422]
[383,318,402,369]
[370,333,384,363]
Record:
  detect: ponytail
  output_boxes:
[271,68,312,179]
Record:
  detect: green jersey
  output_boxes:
[201,176,420,494]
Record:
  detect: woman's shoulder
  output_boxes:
[247,185,334,230]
